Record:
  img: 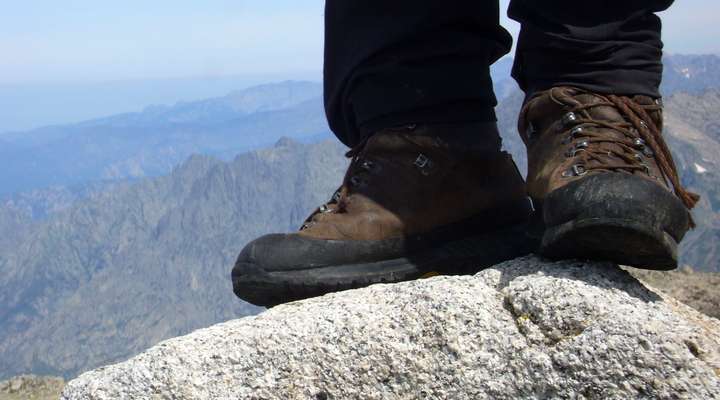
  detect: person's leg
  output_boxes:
[324,0,512,148]
[509,0,698,270]
[232,0,536,307]
[509,0,673,97]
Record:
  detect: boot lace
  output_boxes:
[299,130,440,231]
[299,137,375,230]
[555,92,699,226]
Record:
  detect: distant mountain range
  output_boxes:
[0,139,348,379]
[1,55,718,197]
[0,81,329,195]
[0,54,718,381]
[663,90,720,270]
[662,54,720,95]
[492,54,720,103]
[0,72,323,134]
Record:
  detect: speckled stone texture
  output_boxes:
[62,256,720,399]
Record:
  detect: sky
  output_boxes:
[0,0,717,86]
[0,0,717,133]
[0,1,325,85]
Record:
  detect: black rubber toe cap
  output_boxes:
[231,234,410,306]
[543,173,690,242]
[233,233,407,273]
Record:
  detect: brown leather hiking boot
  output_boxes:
[519,86,699,270]
[233,123,533,307]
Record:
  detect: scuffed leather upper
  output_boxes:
[298,124,529,241]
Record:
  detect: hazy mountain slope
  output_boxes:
[0,375,65,400]
[489,54,720,105]
[0,82,328,195]
[490,57,519,102]
[496,90,527,174]
[0,207,31,253]
[1,81,322,147]
[0,182,127,221]
[0,138,348,379]
[664,90,720,271]
[662,54,720,96]
[1,54,715,196]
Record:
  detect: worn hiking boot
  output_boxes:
[233,123,533,307]
[519,86,699,270]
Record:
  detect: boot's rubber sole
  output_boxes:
[233,222,534,307]
[540,217,678,270]
[536,173,690,271]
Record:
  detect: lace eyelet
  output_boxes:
[413,154,433,176]
[573,164,588,176]
[349,176,363,186]
[414,154,430,169]
[562,126,585,144]
[361,160,375,170]
[562,112,578,126]
[562,164,588,177]
[565,141,589,157]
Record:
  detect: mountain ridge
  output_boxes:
[0,86,331,195]
[662,54,720,96]
[1,81,322,143]
[0,138,348,380]
[1,54,718,196]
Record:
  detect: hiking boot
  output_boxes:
[519,86,699,270]
[232,123,533,307]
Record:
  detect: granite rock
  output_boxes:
[62,256,720,399]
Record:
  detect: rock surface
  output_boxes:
[62,256,720,399]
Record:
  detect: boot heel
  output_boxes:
[540,217,678,270]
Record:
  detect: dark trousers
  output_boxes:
[324,0,674,147]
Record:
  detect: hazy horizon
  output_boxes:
[0,72,323,135]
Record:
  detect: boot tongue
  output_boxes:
[573,93,626,124]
